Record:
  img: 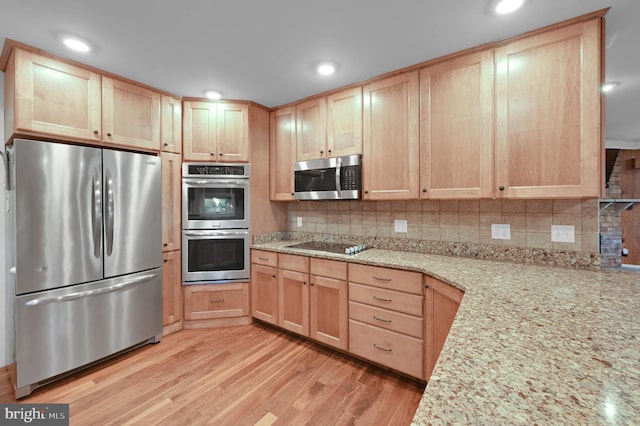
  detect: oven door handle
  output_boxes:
[182,179,247,186]
[183,230,249,237]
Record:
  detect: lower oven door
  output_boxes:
[182,229,250,284]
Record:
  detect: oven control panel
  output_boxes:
[183,163,250,178]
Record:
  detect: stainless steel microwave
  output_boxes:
[294,155,362,200]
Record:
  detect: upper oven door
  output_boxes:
[182,178,250,229]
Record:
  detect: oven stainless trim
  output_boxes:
[182,229,250,284]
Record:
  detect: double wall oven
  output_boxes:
[182,163,250,284]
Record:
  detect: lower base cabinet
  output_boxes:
[424,275,464,381]
[183,283,250,328]
[162,250,182,335]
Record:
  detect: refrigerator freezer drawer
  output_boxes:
[13,268,163,396]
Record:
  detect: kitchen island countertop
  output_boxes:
[251,240,640,424]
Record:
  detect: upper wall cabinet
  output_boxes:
[270,107,296,201]
[420,49,495,199]
[3,48,102,144]
[183,100,250,162]
[327,87,363,159]
[363,72,420,200]
[161,95,182,154]
[3,46,163,152]
[494,18,602,199]
[102,76,161,152]
[295,87,363,162]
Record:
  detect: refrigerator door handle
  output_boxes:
[92,168,102,258]
[105,168,115,256]
[23,273,158,307]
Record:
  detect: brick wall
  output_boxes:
[600,150,623,268]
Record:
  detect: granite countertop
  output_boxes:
[251,240,640,424]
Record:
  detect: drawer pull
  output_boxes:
[258,256,270,261]
[373,344,392,352]
[210,299,224,303]
[373,276,392,282]
[373,296,392,302]
[373,315,392,323]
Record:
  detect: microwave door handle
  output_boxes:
[335,156,342,197]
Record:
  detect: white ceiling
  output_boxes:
[0,0,638,146]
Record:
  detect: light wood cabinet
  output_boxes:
[296,98,327,161]
[362,72,420,200]
[183,283,249,321]
[309,258,348,351]
[161,95,182,154]
[162,250,182,334]
[420,49,494,199]
[327,87,363,158]
[183,101,250,162]
[161,152,181,252]
[101,76,161,151]
[251,253,279,325]
[424,275,464,381]
[3,48,102,144]
[278,254,310,335]
[494,18,602,199]
[348,263,424,379]
[269,107,296,200]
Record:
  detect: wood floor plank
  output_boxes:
[1,324,425,425]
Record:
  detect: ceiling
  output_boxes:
[0,0,638,147]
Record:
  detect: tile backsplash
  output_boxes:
[287,199,600,254]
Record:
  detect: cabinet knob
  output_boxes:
[499,186,505,191]
[310,282,314,286]
[210,153,215,156]
[320,150,324,155]
[291,192,294,196]
[328,149,332,154]
[93,130,99,135]
[303,281,307,285]
[364,190,369,194]
[106,132,112,137]
[163,259,168,263]
[422,188,427,193]
[163,243,168,247]
[272,275,276,279]
[163,143,169,146]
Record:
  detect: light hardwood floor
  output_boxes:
[0,324,425,425]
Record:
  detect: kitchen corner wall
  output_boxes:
[288,198,599,254]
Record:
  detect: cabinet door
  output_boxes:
[161,95,182,154]
[162,250,182,328]
[424,276,463,381]
[270,107,296,200]
[183,101,216,161]
[310,275,348,350]
[10,49,101,142]
[216,102,250,162]
[296,97,327,161]
[420,50,494,199]
[102,76,161,151]
[278,269,309,336]
[363,72,420,200]
[327,86,362,157]
[162,152,181,252]
[495,18,602,198]
[251,264,279,325]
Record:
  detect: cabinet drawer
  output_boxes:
[184,283,249,320]
[349,283,423,317]
[251,249,278,267]
[349,319,423,378]
[349,301,423,339]
[310,257,347,280]
[279,253,309,273]
[348,263,422,294]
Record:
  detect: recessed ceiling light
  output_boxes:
[62,36,91,52]
[205,90,223,100]
[602,81,621,93]
[488,0,524,15]
[315,61,338,76]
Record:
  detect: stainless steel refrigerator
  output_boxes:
[5,138,163,398]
